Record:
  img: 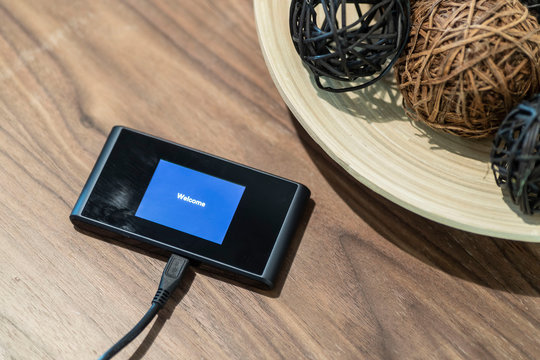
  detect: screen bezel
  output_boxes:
[74,127,302,276]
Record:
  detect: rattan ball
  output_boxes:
[289,0,410,92]
[396,0,540,138]
[491,95,540,215]
[520,0,540,21]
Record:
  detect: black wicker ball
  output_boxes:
[520,0,540,21]
[491,95,540,215]
[289,0,410,92]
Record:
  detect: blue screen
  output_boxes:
[135,160,245,245]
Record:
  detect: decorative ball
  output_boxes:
[491,95,540,215]
[520,0,540,22]
[396,0,540,138]
[289,0,410,92]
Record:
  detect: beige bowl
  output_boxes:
[254,0,540,242]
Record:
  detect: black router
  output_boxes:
[70,126,310,288]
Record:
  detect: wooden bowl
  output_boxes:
[254,1,540,242]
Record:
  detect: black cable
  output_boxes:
[99,304,160,359]
[98,254,190,360]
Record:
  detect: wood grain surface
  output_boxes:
[0,1,538,359]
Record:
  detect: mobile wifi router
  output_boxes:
[70,126,310,288]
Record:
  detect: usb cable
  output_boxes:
[98,254,190,360]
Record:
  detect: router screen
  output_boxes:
[72,127,310,285]
[135,159,246,244]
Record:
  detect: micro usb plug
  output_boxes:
[98,254,190,360]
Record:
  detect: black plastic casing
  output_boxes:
[70,126,310,288]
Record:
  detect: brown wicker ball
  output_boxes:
[396,0,540,138]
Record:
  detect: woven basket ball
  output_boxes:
[520,0,540,21]
[491,95,540,215]
[396,0,540,138]
[289,0,410,92]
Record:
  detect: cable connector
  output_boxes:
[153,254,190,307]
[98,254,190,360]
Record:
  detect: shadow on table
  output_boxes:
[290,111,540,297]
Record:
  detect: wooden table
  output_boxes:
[0,1,538,359]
